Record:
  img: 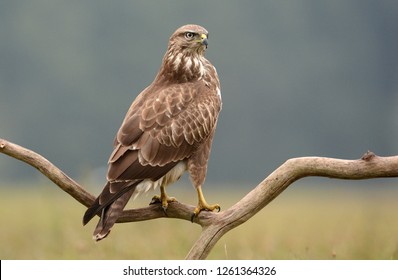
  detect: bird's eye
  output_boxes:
[184,32,195,40]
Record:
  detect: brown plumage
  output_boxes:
[83,24,222,241]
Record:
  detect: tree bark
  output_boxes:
[1,138,397,259]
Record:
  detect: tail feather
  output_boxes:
[82,196,102,226]
[82,181,140,226]
[83,180,140,241]
[93,188,135,241]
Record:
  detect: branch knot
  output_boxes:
[361,150,376,161]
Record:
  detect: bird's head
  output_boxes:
[157,24,213,83]
[168,24,209,56]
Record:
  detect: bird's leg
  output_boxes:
[150,185,176,213]
[191,185,220,221]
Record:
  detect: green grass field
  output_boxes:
[1,180,398,259]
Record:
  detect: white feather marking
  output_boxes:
[198,61,206,77]
[131,161,187,201]
[173,53,183,70]
[216,87,221,98]
[185,58,192,72]
[170,122,177,134]
[190,56,206,79]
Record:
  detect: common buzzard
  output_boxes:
[83,24,221,241]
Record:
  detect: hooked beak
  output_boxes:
[201,34,208,48]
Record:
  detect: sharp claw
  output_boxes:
[194,186,220,218]
[191,203,220,222]
[150,193,178,217]
[162,205,168,216]
[149,196,160,205]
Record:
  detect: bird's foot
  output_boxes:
[150,194,177,214]
[191,201,220,222]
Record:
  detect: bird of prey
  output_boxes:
[83,24,222,241]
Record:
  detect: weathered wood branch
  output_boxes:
[0,138,95,208]
[0,138,214,226]
[1,138,398,259]
[186,151,398,259]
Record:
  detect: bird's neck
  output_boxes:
[154,48,208,84]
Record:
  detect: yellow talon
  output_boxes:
[150,185,176,213]
[191,185,220,222]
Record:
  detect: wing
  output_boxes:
[110,81,221,175]
[83,81,221,225]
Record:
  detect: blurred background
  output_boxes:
[1,0,398,259]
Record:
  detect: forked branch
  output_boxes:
[1,138,398,259]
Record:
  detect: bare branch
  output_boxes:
[0,138,94,207]
[186,154,398,259]
[0,138,211,226]
[1,138,398,260]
